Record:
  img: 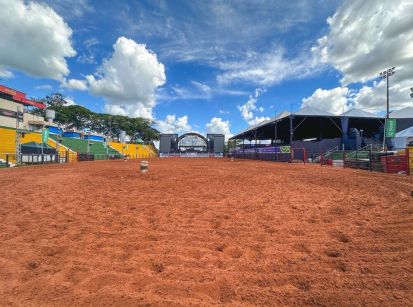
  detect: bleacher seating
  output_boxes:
[54,136,122,160]
[1,127,155,166]
[0,127,17,163]
[108,142,157,158]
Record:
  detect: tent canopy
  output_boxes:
[230,107,385,141]
[393,126,413,149]
[390,107,413,119]
[395,126,413,137]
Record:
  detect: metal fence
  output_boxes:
[320,148,411,175]
[0,151,124,167]
[0,152,71,167]
[231,147,305,163]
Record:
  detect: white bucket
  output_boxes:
[140,161,148,173]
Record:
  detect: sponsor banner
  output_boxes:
[385,118,396,138]
[42,128,49,143]
[235,146,290,154]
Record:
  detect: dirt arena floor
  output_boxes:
[0,158,412,306]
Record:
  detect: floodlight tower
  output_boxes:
[379,67,395,150]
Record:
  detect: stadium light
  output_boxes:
[379,67,395,150]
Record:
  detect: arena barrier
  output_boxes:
[320,147,411,175]
[231,146,306,163]
[159,152,223,158]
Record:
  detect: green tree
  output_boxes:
[30,93,159,142]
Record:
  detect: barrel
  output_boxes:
[140,161,148,173]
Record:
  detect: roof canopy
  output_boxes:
[390,107,413,119]
[340,108,379,118]
[395,126,413,137]
[294,106,333,116]
[0,84,45,109]
[230,107,386,140]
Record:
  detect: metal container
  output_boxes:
[140,161,148,173]
[45,109,55,122]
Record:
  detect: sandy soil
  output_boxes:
[0,158,412,306]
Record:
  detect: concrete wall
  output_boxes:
[0,98,24,129]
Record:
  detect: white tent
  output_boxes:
[390,107,413,119]
[340,108,380,118]
[393,126,413,149]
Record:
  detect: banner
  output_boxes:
[385,119,396,138]
[235,146,291,154]
[42,128,49,143]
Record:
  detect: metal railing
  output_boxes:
[318,148,411,175]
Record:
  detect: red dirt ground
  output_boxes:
[0,158,412,306]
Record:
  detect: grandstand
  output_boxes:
[50,136,122,160]
[230,106,413,174]
[108,142,157,158]
[0,84,160,167]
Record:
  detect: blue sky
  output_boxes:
[1,0,412,138]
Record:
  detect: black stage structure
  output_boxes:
[159,132,225,157]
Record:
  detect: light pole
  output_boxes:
[379,67,395,150]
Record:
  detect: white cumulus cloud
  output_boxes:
[302,87,351,114]
[217,48,318,86]
[62,78,88,91]
[156,114,191,134]
[237,88,270,126]
[353,80,413,113]
[206,117,232,139]
[311,0,413,112]
[0,0,76,80]
[85,37,166,119]
[312,0,413,85]
[63,97,77,106]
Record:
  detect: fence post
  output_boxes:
[369,149,372,171]
[355,150,358,169]
[303,148,307,164]
[406,148,410,176]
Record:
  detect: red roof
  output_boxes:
[0,84,45,109]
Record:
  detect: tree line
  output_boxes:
[31,93,159,142]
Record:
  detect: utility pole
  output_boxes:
[379,67,395,151]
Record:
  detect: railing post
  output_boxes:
[355,150,358,169]
[6,154,9,167]
[303,148,307,164]
[369,149,372,171]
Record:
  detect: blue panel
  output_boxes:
[63,131,81,138]
[84,135,105,142]
[48,126,62,135]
